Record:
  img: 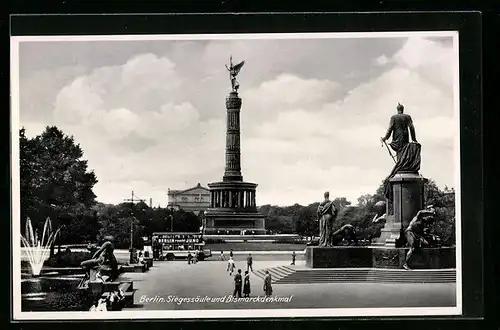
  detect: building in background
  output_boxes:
[167,183,211,213]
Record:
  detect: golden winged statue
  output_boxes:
[225,55,245,92]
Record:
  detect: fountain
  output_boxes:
[20,217,97,311]
[21,217,60,276]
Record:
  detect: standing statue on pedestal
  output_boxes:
[380,103,422,202]
[225,55,245,92]
[317,191,338,247]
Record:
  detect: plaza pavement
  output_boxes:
[121,259,456,311]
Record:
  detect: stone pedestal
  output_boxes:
[305,246,456,269]
[305,246,373,268]
[374,172,427,247]
[373,215,404,247]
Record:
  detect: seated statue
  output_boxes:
[331,224,358,246]
[80,236,118,285]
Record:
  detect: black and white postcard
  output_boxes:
[11,30,463,320]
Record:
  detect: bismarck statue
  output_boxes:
[225,55,245,92]
[380,103,422,203]
[381,103,418,161]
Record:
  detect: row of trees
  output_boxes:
[19,126,456,249]
[20,126,201,249]
[259,180,456,246]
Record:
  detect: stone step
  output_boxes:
[118,281,132,293]
[277,278,456,284]
[286,270,455,276]
[123,289,136,308]
[253,266,456,284]
[120,264,147,273]
[253,268,293,282]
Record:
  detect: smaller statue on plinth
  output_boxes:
[225,55,245,92]
[80,236,118,287]
[403,205,436,270]
[331,224,358,246]
[317,191,338,247]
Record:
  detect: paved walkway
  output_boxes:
[121,260,456,310]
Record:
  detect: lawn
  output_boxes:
[206,242,305,251]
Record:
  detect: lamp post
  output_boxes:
[169,209,174,232]
[129,215,135,264]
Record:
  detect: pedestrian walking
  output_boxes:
[291,251,296,265]
[233,269,243,298]
[263,270,273,297]
[187,252,192,265]
[227,256,235,275]
[246,253,253,272]
[219,250,225,261]
[243,270,251,297]
[229,249,234,258]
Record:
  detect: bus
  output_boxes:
[152,232,212,261]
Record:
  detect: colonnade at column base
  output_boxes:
[206,180,266,235]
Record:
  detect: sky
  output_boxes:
[15,33,458,207]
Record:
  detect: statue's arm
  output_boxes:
[408,116,417,142]
[92,245,105,259]
[415,209,435,220]
[92,241,111,259]
[382,116,395,141]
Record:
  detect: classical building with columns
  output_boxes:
[167,183,210,213]
[204,86,266,235]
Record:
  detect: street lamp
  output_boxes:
[129,215,136,264]
[169,208,174,232]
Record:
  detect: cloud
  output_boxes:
[374,55,389,66]
[18,36,457,206]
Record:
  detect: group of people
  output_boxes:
[231,268,273,298]
[225,250,253,275]
[231,268,252,298]
[223,249,274,298]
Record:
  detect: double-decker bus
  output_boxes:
[152,232,212,261]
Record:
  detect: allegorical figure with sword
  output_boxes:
[381,102,418,162]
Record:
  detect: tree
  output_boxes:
[357,194,375,207]
[293,203,320,237]
[19,126,98,244]
[332,197,351,210]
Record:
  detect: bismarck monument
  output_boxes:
[204,56,266,235]
[375,102,427,248]
[306,103,455,270]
